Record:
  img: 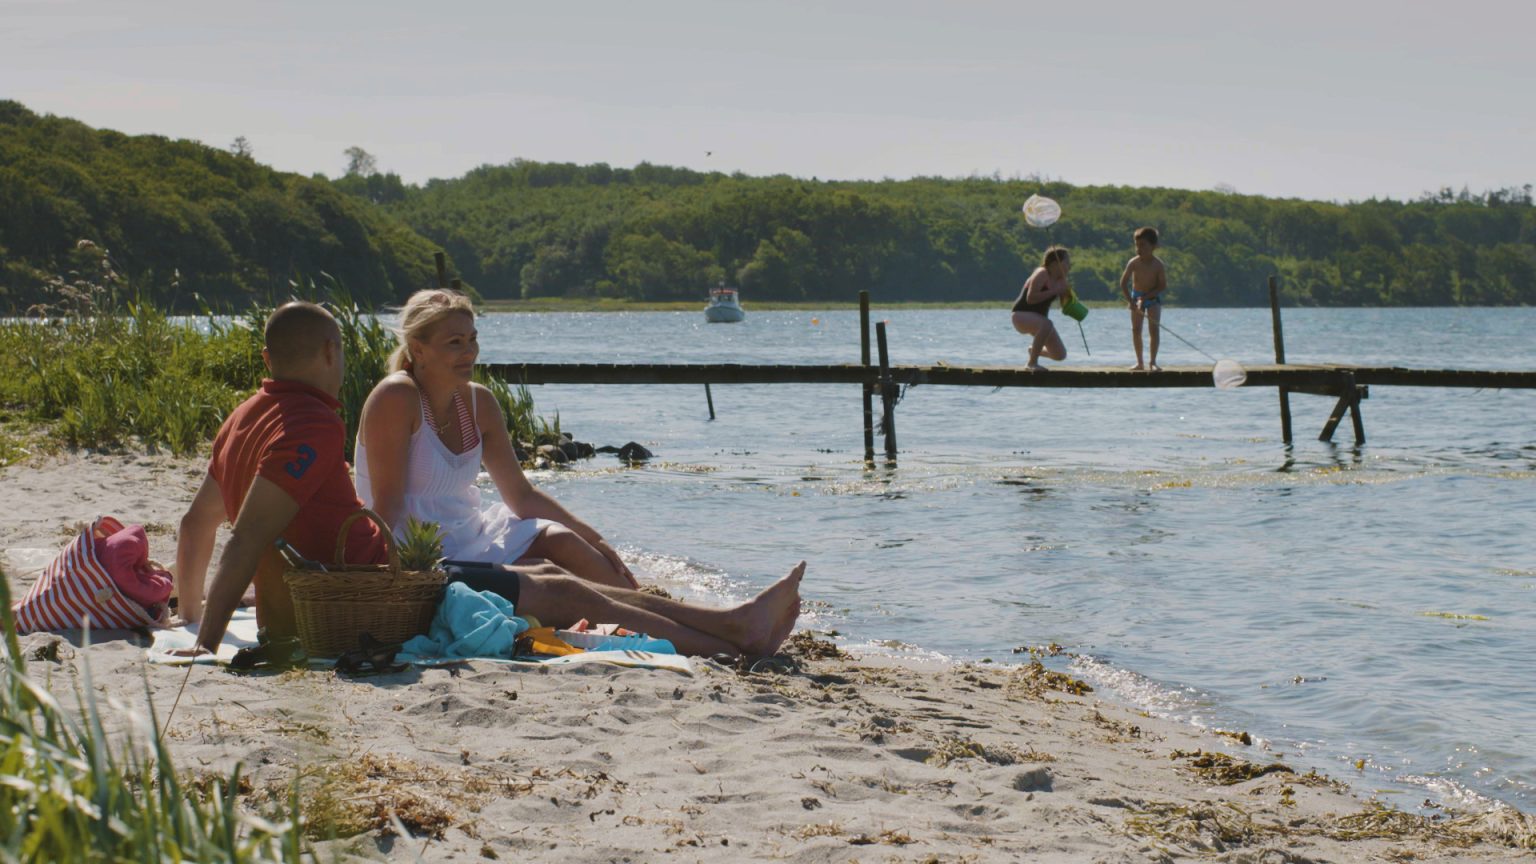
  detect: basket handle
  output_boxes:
[334,508,401,574]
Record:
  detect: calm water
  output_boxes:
[468,306,1533,812]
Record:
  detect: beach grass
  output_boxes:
[0,277,556,460]
[0,568,305,861]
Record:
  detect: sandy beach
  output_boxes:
[4,449,1532,862]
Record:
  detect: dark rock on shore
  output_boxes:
[518,437,649,468]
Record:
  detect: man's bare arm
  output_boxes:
[195,476,300,652]
[174,473,225,624]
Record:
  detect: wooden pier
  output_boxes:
[463,270,1536,465]
[481,361,1536,391]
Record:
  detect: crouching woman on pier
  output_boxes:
[1011,246,1073,371]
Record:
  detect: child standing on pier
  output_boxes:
[1118,227,1167,371]
[1011,246,1073,371]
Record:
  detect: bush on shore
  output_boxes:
[0,266,551,459]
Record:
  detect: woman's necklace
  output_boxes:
[421,387,458,435]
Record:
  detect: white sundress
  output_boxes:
[355,387,551,564]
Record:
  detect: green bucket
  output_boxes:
[1061,297,1089,322]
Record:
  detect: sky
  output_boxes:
[4,0,1533,203]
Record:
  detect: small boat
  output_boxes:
[704,285,745,323]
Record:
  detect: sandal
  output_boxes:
[229,629,306,672]
[334,633,406,677]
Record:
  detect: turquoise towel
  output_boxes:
[401,582,530,660]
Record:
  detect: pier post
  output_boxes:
[876,320,897,464]
[434,252,448,288]
[1269,276,1293,445]
[1318,373,1367,444]
[860,291,875,464]
[1348,374,1365,444]
[705,383,716,420]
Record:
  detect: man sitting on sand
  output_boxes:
[174,301,804,658]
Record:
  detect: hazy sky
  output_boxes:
[4,0,1532,202]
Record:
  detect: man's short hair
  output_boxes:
[1134,226,1159,246]
[264,302,338,370]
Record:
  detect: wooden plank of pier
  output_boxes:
[480,362,1536,391]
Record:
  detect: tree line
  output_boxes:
[369,162,1535,307]
[3,101,1533,311]
[0,101,444,312]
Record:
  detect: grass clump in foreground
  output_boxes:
[0,568,304,861]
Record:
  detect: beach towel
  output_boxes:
[401,581,532,660]
[12,516,167,634]
[148,607,692,674]
[147,609,263,664]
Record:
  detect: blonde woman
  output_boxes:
[355,289,638,588]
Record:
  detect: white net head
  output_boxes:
[1022,194,1061,228]
[1213,359,1247,390]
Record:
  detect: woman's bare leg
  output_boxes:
[523,524,628,588]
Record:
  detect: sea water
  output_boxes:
[465,306,1534,813]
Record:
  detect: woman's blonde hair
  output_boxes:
[387,289,476,373]
[1041,245,1071,269]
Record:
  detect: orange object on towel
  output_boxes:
[517,626,583,656]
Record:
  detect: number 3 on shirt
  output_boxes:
[285,444,318,479]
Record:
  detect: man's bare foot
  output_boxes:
[1149,362,1161,372]
[1129,363,1145,371]
[733,561,805,657]
[1025,363,1045,372]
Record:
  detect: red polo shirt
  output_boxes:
[209,379,386,566]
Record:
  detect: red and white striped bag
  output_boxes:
[11,516,166,634]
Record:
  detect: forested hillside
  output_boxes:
[0,102,447,312]
[4,102,1533,310]
[364,161,1535,307]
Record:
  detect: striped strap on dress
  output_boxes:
[421,388,480,451]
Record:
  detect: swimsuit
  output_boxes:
[1012,267,1060,317]
[1131,289,1162,308]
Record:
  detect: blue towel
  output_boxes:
[401,582,531,660]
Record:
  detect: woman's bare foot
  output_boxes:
[1149,362,1161,372]
[732,561,805,657]
[1129,363,1145,371]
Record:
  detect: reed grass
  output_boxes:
[0,272,558,460]
[473,366,560,446]
[0,568,304,861]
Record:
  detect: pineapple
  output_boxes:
[397,517,446,572]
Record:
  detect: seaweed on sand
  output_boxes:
[1007,659,1093,699]
[1170,749,1294,785]
[782,631,845,660]
[1323,802,1536,850]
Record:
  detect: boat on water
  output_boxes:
[704,285,745,323]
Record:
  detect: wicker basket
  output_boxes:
[282,509,445,658]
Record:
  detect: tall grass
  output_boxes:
[0,273,560,459]
[0,569,305,861]
[473,366,561,446]
[0,297,264,456]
